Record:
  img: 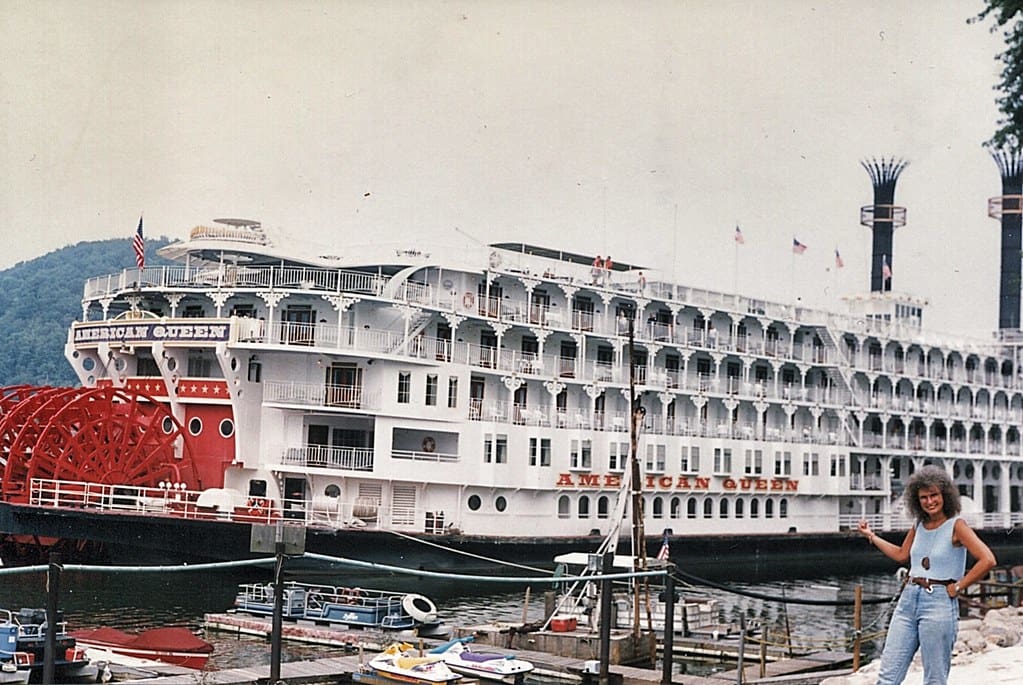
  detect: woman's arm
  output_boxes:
[858,519,914,564]
[948,518,997,596]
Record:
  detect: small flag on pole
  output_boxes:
[133,216,146,270]
[734,225,745,244]
[882,254,892,280]
[792,237,807,255]
[834,248,844,269]
[656,531,670,561]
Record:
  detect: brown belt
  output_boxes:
[911,577,956,592]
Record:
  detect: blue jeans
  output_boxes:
[877,584,959,685]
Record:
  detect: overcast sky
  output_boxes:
[0,0,1011,337]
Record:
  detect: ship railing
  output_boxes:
[282,445,374,471]
[85,264,388,298]
[391,448,459,463]
[263,380,379,411]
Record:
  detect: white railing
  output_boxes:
[282,445,374,471]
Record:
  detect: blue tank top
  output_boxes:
[909,516,966,579]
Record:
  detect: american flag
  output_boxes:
[882,254,892,280]
[133,216,145,270]
[834,248,844,269]
[656,531,670,561]
[792,237,807,255]
[734,225,745,244]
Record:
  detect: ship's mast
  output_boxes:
[627,313,649,635]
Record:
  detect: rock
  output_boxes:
[981,623,1020,647]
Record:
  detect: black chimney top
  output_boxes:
[860,158,908,293]
[989,149,1023,330]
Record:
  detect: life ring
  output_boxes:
[463,292,475,309]
[247,497,268,518]
[401,593,438,624]
[421,436,436,453]
[341,587,363,604]
[489,251,502,269]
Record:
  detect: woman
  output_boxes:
[858,465,996,685]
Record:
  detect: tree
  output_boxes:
[973,1,1023,149]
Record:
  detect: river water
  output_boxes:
[0,556,912,675]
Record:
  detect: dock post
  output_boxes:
[43,552,61,685]
[270,541,285,684]
[735,616,746,685]
[598,550,614,685]
[853,585,863,672]
[660,569,675,685]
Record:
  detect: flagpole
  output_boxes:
[733,229,739,295]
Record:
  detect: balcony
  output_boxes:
[282,445,374,471]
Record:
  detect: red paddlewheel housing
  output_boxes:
[0,386,199,502]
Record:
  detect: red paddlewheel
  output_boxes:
[1,388,199,502]
[0,386,74,482]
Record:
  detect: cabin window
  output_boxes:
[597,496,609,519]
[719,498,729,518]
[219,418,234,438]
[183,305,205,318]
[397,371,411,404]
[702,498,713,518]
[686,498,697,519]
[652,496,663,519]
[557,495,570,519]
[750,499,760,518]
[468,494,482,511]
[609,441,627,471]
[780,498,788,518]
[425,374,438,406]
[680,446,700,473]
[447,377,458,408]
[247,356,262,383]
[570,439,592,469]
[578,496,590,518]
[495,496,507,512]
[188,417,203,436]
[529,438,551,467]
[670,497,681,519]
[735,498,745,518]
[249,480,267,497]
[645,444,666,472]
[765,499,775,519]
[324,484,341,498]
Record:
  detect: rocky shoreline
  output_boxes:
[822,606,1023,685]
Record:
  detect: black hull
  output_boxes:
[3,502,1023,581]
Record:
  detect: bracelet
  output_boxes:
[869,534,876,545]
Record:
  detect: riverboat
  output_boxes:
[1,157,1023,567]
[232,581,439,630]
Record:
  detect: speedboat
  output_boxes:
[70,627,213,670]
[367,642,461,684]
[429,637,533,684]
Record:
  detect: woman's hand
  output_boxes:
[857,519,873,541]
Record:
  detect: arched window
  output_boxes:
[765,499,774,518]
[670,496,681,519]
[719,498,730,518]
[779,498,788,518]
[578,495,590,518]
[687,497,697,519]
[652,496,664,519]
[558,495,570,519]
[735,498,745,518]
[750,498,760,518]
[703,497,713,518]
[597,496,609,519]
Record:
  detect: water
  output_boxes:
[0,560,906,673]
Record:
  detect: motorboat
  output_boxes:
[70,627,213,670]
[428,637,533,684]
[1,609,97,683]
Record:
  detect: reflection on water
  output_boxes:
[0,559,909,672]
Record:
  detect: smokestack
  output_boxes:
[860,158,908,292]
[989,150,1023,330]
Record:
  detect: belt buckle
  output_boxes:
[925,583,933,594]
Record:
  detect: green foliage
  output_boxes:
[973,1,1023,149]
[0,238,171,387]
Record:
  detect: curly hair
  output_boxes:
[904,464,961,522]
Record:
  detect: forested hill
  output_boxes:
[0,238,171,387]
